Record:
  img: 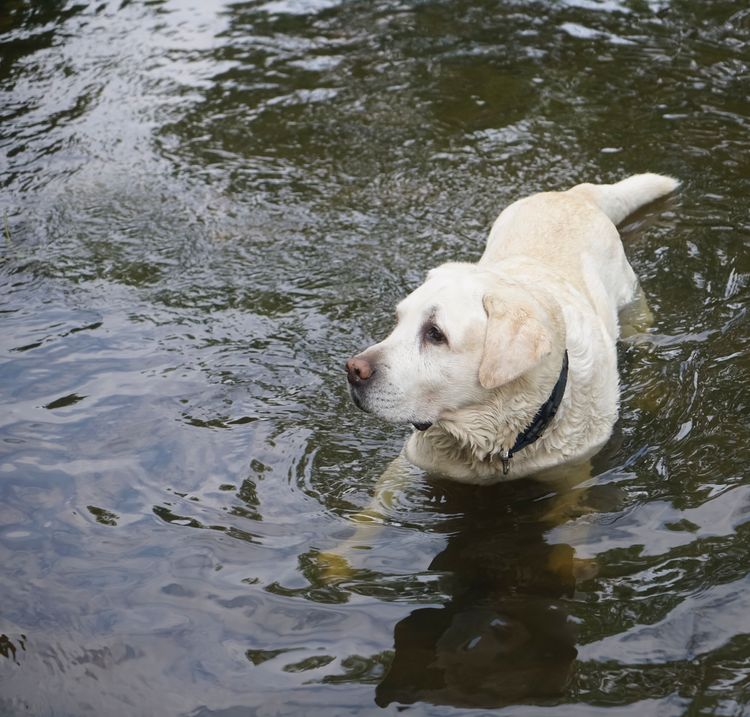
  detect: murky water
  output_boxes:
[1,0,749,714]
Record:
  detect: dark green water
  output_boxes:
[1,1,749,715]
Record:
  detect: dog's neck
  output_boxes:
[408,352,569,478]
[499,350,569,473]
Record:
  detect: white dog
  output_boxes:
[346,174,678,484]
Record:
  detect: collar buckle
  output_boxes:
[500,449,512,475]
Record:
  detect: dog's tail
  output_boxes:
[570,173,680,226]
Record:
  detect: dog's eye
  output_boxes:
[424,324,447,345]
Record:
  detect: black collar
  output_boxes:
[412,350,569,476]
[499,350,569,475]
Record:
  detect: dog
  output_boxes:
[345,174,679,484]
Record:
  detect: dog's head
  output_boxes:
[345,262,559,427]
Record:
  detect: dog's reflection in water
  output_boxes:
[370,473,607,709]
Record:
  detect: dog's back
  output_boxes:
[480,173,679,337]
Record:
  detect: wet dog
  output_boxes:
[346,174,678,483]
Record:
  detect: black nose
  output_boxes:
[345,356,374,385]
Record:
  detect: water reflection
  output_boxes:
[378,559,576,706]
[369,477,609,709]
[2,0,750,713]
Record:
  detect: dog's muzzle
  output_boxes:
[345,355,375,413]
[345,356,374,386]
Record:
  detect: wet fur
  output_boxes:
[349,174,679,484]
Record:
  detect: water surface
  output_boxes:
[1,1,749,715]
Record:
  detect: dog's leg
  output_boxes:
[535,461,601,582]
[618,281,664,418]
[619,282,655,338]
[536,461,594,523]
[317,452,416,582]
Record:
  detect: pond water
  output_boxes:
[1,1,749,715]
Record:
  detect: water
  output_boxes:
[1,0,749,714]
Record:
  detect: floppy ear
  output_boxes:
[478,292,552,389]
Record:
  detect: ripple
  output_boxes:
[2,0,750,713]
